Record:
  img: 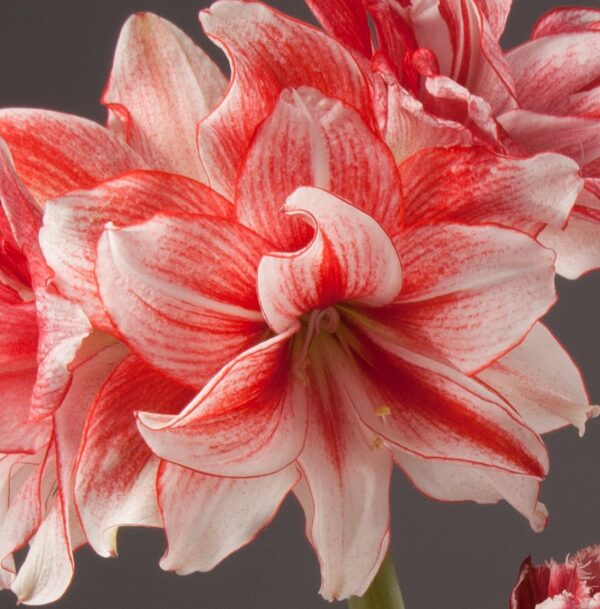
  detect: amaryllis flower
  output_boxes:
[510,545,600,609]
[0,12,227,604]
[0,0,597,606]
[37,0,587,601]
[304,1,600,279]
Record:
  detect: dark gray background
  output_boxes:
[0,1,599,608]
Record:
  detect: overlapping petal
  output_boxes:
[532,7,600,38]
[0,109,144,203]
[197,0,371,197]
[104,13,227,182]
[76,355,194,557]
[158,462,299,573]
[257,187,402,333]
[96,212,268,386]
[40,170,233,331]
[236,86,403,249]
[137,329,306,477]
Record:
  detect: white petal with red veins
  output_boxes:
[478,323,597,435]
[532,8,600,38]
[40,170,233,331]
[258,187,402,334]
[104,14,226,182]
[389,223,556,374]
[198,0,370,197]
[76,356,194,557]
[96,213,268,386]
[158,462,299,573]
[394,450,548,531]
[0,109,144,203]
[296,336,392,601]
[236,87,403,249]
[137,329,306,477]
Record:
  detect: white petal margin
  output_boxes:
[137,327,307,478]
[394,451,548,532]
[104,13,226,182]
[257,187,402,334]
[295,335,392,601]
[477,323,598,435]
[157,461,299,573]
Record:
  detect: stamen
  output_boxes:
[375,405,391,418]
[371,436,383,450]
[294,307,340,380]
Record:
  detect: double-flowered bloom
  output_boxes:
[0,0,598,604]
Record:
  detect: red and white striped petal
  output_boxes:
[40,170,232,331]
[475,0,512,39]
[0,109,144,203]
[399,146,582,234]
[157,462,298,573]
[96,212,267,386]
[337,331,548,478]
[0,297,37,368]
[236,87,403,249]
[438,0,516,113]
[498,111,600,166]
[478,323,597,436]
[388,223,556,374]
[197,0,370,198]
[532,7,600,38]
[296,337,392,601]
[104,14,226,182]
[383,83,473,163]
[76,356,194,557]
[137,329,306,477]
[30,290,92,419]
[394,450,548,531]
[258,187,402,333]
[507,32,600,115]
[306,0,372,57]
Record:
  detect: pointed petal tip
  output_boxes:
[530,501,548,533]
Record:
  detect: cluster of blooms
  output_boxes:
[0,0,598,605]
[511,545,600,609]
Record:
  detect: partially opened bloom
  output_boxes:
[0,0,598,605]
[304,1,600,279]
[510,546,600,609]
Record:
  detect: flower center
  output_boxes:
[295,306,341,378]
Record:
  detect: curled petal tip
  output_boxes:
[531,502,549,533]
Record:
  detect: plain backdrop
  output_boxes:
[0,1,599,608]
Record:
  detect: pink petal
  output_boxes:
[337,331,548,478]
[506,32,600,115]
[137,329,306,477]
[157,461,298,573]
[104,13,227,182]
[257,187,402,333]
[532,8,600,38]
[438,0,516,113]
[387,223,556,374]
[394,450,548,531]
[295,338,392,601]
[0,295,37,369]
[498,111,600,166]
[30,290,92,419]
[383,83,473,163]
[76,356,194,557]
[0,109,144,202]
[95,212,267,387]
[40,170,233,331]
[197,0,370,198]
[236,87,403,249]
[478,323,597,435]
[399,145,582,234]
[306,0,372,57]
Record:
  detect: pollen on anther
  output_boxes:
[375,405,391,418]
[371,436,383,450]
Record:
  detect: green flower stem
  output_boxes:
[347,552,406,609]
